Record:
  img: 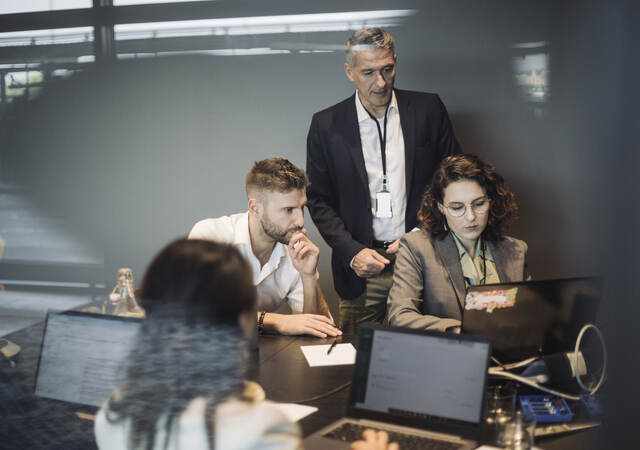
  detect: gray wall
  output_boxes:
[3,0,608,303]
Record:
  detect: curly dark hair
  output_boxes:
[105,238,256,450]
[418,154,518,241]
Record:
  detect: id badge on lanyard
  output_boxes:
[375,189,392,218]
[367,104,393,219]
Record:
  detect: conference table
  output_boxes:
[1,322,601,449]
[255,333,602,450]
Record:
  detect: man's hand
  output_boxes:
[350,430,399,450]
[384,239,401,255]
[289,229,319,277]
[352,248,390,278]
[265,313,342,338]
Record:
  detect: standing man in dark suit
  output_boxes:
[306,28,461,334]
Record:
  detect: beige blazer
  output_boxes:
[387,229,529,332]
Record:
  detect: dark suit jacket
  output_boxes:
[387,230,529,332]
[306,89,461,299]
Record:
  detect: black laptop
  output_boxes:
[34,311,142,408]
[303,324,491,450]
[462,277,604,437]
[462,277,602,362]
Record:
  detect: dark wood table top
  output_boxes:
[256,333,355,404]
[2,323,603,449]
[254,333,604,450]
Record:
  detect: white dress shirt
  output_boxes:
[188,212,304,313]
[355,89,407,242]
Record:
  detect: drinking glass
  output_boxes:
[486,384,517,445]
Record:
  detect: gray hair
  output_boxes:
[346,28,396,67]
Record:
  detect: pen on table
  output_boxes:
[327,338,338,355]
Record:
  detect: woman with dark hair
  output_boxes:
[94,238,300,450]
[387,154,529,332]
[94,238,396,450]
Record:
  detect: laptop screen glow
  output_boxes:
[354,329,488,424]
[35,312,142,407]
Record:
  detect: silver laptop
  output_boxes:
[35,311,142,407]
[303,324,491,450]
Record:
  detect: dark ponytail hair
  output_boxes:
[106,238,256,450]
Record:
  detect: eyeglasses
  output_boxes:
[443,197,491,217]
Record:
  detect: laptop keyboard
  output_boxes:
[322,422,464,450]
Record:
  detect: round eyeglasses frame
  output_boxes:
[442,198,491,218]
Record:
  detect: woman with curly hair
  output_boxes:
[387,154,529,332]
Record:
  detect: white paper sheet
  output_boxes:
[300,343,357,367]
[271,403,318,422]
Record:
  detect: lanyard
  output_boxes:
[470,239,488,285]
[364,105,390,190]
[449,237,489,314]
[480,239,487,284]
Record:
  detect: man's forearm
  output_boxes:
[315,282,332,318]
[301,275,331,318]
[260,311,284,333]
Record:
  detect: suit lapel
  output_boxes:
[490,240,516,282]
[434,233,466,312]
[341,94,369,190]
[397,90,416,200]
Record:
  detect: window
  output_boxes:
[0,0,91,14]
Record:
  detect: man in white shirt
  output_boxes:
[306,28,460,334]
[189,158,340,338]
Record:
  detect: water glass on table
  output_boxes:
[486,384,517,445]
[501,410,536,449]
[486,384,517,425]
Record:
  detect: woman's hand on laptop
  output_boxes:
[351,430,399,450]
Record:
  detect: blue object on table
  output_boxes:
[519,395,573,423]
[580,394,603,420]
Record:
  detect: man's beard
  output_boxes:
[260,215,301,245]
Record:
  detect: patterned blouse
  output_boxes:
[451,232,500,287]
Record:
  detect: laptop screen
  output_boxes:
[35,311,142,407]
[350,325,490,427]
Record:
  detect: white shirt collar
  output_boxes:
[354,89,398,123]
[237,211,287,264]
[234,212,252,246]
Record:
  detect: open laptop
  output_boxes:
[34,310,142,408]
[462,278,604,437]
[462,277,602,362]
[303,324,491,450]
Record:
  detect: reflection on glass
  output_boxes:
[52,68,76,78]
[0,63,40,70]
[4,71,43,102]
[77,55,96,63]
[0,188,103,264]
[117,48,294,59]
[0,27,93,47]
[114,0,208,4]
[513,53,549,102]
[114,10,415,40]
[1,66,87,104]
[512,42,549,106]
[0,0,91,14]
